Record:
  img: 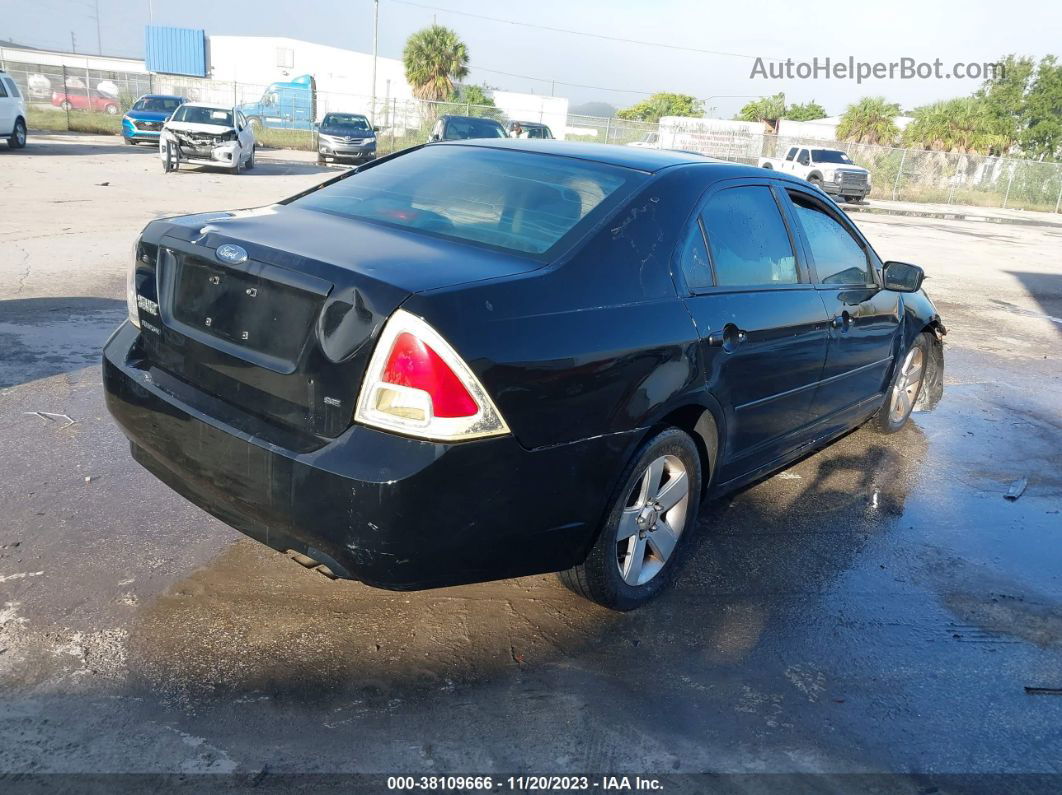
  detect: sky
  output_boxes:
[2,0,1059,118]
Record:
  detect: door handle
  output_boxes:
[708,324,747,349]
[831,312,851,331]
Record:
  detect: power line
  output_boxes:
[389,0,774,61]
[469,65,659,96]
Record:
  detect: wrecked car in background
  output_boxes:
[159,103,256,174]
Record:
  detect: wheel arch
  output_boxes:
[643,396,724,496]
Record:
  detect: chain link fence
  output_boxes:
[4,57,1060,213]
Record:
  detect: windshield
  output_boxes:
[133,96,182,112]
[290,145,641,257]
[170,105,233,127]
[443,118,507,140]
[322,114,371,130]
[811,149,854,164]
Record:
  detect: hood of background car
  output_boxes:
[125,109,172,122]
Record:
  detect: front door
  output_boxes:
[676,181,831,481]
[781,188,901,424]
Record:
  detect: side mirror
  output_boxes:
[373,125,381,132]
[882,261,925,292]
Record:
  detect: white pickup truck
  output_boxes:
[759,146,871,203]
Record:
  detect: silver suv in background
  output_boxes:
[0,71,28,149]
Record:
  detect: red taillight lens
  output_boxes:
[382,332,478,418]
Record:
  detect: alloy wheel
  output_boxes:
[616,454,690,586]
[889,346,925,423]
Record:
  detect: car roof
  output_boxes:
[437,138,785,176]
[179,101,234,110]
[440,115,505,124]
[139,94,185,100]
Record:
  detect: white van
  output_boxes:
[0,70,28,149]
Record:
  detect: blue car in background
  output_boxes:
[122,94,187,145]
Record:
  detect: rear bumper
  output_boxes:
[103,323,632,589]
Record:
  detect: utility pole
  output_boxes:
[370,0,379,124]
[94,0,102,55]
[70,31,77,53]
[148,0,154,25]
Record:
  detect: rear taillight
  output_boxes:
[354,309,509,442]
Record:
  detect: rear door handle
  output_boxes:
[831,312,851,330]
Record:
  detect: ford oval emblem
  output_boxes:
[216,244,248,264]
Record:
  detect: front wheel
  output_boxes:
[104,104,119,115]
[561,427,702,611]
[245,145,256,170]
[808,175,823,189]
[874,332,930,433]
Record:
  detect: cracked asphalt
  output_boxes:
[1,134,1060,786]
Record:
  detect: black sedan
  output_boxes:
[104,140,945,610]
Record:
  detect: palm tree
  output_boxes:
[903,98,1011,155]
[403,26,470,103]
[836,97,901,145]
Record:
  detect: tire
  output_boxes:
[808,175,823,189]
[873,332,931,433]
[245,145,255,170]
[762,162,773,169]
[124,137,137,146]
[161,141,177,173]
[104,104,119,115]
[316,153,327,165]
[560,427,702,611]
[231,152,242,175]
[60,101,72,111]
[8,118,27,149]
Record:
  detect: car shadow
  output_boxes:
[1002,270,1062,339]
[0,297,124,389]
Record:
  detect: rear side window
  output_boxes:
[679,221,712,290]
[0,80,7,98]
[788,194,870,285]
[701,186,798,286]
[444,118,506,140]
[4,78,19,97]
[291,145,642,257]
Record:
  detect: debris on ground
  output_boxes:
[1004,478,1028,501]
[777,471,802,480]
[24,411,77,430]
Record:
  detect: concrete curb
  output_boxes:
[845,203,1062,230]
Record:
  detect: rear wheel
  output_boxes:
[104,104,119,115]
[8,118,27,149]
[874,333,930,433]
[60,100,72,111]
[561,427,702,611]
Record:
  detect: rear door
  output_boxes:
[780,187,901,423]
[676,179,831,480]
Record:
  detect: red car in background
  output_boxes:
[51,90,120,114]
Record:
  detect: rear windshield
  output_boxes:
[133,96,182,112]
[444,118,507,140]
[171,105,233,126]
[291,145,641,257]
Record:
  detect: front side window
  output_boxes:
[0,80,7,98]
[290,145,641,257]
[797,150,810,166]
[789,194,870,285]
[701,186,798,286]
[785,147,797,161]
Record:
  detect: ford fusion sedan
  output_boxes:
[105,140,944,610]
[159,103,256,174]
[123,94,186,145]
[316,112,377,164]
